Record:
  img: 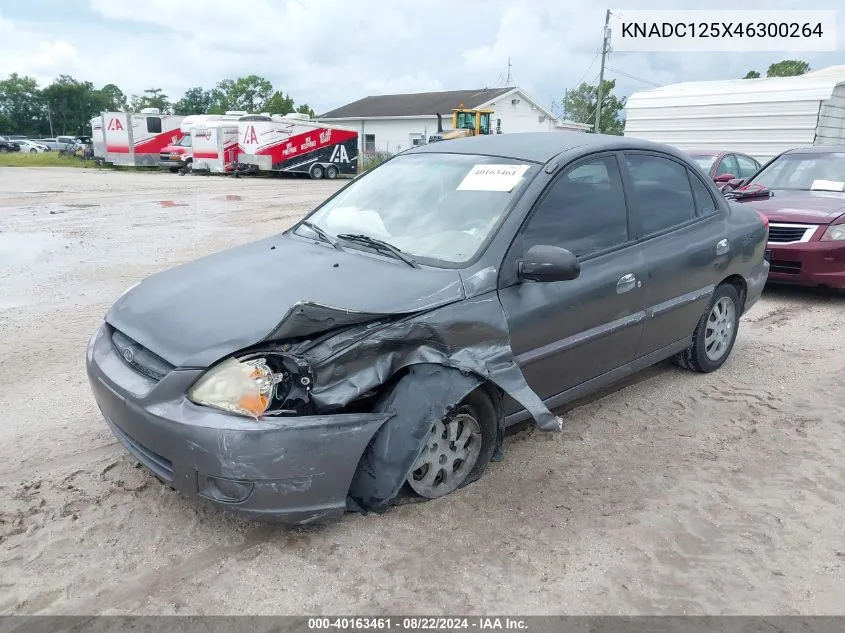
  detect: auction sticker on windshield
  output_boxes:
[811,179,845,192]
[457,164,530,192]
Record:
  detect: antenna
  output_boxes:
[505,57,513,87]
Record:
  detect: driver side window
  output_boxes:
[523,155,629,258]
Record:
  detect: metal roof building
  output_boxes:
[623,66,845,162]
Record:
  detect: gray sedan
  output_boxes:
[86,132,769,524]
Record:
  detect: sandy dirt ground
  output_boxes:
[0,167,844,616]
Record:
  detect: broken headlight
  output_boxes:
[187,352,312,419]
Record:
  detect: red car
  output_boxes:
[727,146,845,290]
[686,149,762,188]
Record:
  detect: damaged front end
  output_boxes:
[193,296,561,514]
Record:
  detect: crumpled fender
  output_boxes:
[300,294,562,432]
[347,363,487,513]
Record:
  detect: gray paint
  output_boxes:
[87,132,769,524]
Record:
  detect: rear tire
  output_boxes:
[325,164,339,179]
[30,148,37,154]
[309,164,324,180]
[673,283,741,373]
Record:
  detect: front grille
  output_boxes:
[110,328,174,381]
[768,224,815,244]
[106,418,174,482]
[770,259,802,275]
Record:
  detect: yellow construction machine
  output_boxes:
[428,106,495,142]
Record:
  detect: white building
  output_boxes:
[319,87,591,155]
[624,65,845,162]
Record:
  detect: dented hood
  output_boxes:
[105,234,465,367]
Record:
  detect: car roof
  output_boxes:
[685,149,724,156]
[402,132,679,164]
[783,145,845,155]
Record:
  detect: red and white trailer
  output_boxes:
[101,108,185,167]
[190,115,244,174]
[236,113,358,179]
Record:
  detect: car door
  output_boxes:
[620,151,728,356]
[498,152,649,402]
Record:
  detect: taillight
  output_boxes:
[757,211,769,229]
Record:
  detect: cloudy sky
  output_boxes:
[1,0,843,115]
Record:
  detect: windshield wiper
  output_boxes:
[725,185,772,201]
[299,220,344,250]
[336,233,418,267]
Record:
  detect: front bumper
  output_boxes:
[766,239,845,289]
[85,324,392,524]
[159,156,186,169]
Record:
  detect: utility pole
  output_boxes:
[505,57,513,87]
[594,9,611,133]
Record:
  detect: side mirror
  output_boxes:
[714,173,736,183]
[517,245,580,282]
[727,177,745,187]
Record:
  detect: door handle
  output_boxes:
[617,273,637,293]
[716,238,730,255]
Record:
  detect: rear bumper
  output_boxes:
[85,324,392,524]
[766,240,845,289]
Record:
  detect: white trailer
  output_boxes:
[623,66,845,163]
[236,113,358,179]
[101,108,185,167]
[159,114,231,171]
[191,116,244,174]
[90,116,105,160]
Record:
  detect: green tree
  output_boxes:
[263,91,295,115]
[100,83,128,110]
[562,79,626,135]
[295,103,315,118]
[207,75,277,113]
[42,75,110,135]
[743,59,810,79]
[0,73,45,135]
[208,79,235,114]
[767,59,810,77]
[130,88,171,113]
[174,86,213,115]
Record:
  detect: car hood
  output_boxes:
[105,233,466,367]
[738,190,845,223]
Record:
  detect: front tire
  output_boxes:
[674,283,741,373]
[309,164,324,180]
[30,148,37,154]
[406,388,498,499]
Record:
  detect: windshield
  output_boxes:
[749,152,845,191]
[690,155,716,172]
[176,135,192,147]
[298,153,536,265]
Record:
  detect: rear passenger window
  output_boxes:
[146,117,162,134]
[624,154,697,236]
[523,156,629,258]
[689,171,717,216]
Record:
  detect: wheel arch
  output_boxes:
[720,273,748,313]
[346,362,504,513]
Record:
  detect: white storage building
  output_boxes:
[319,87,590,156]
[623,66,845,162]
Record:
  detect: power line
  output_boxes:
[607,66,662,87]
[574,51,601,88]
